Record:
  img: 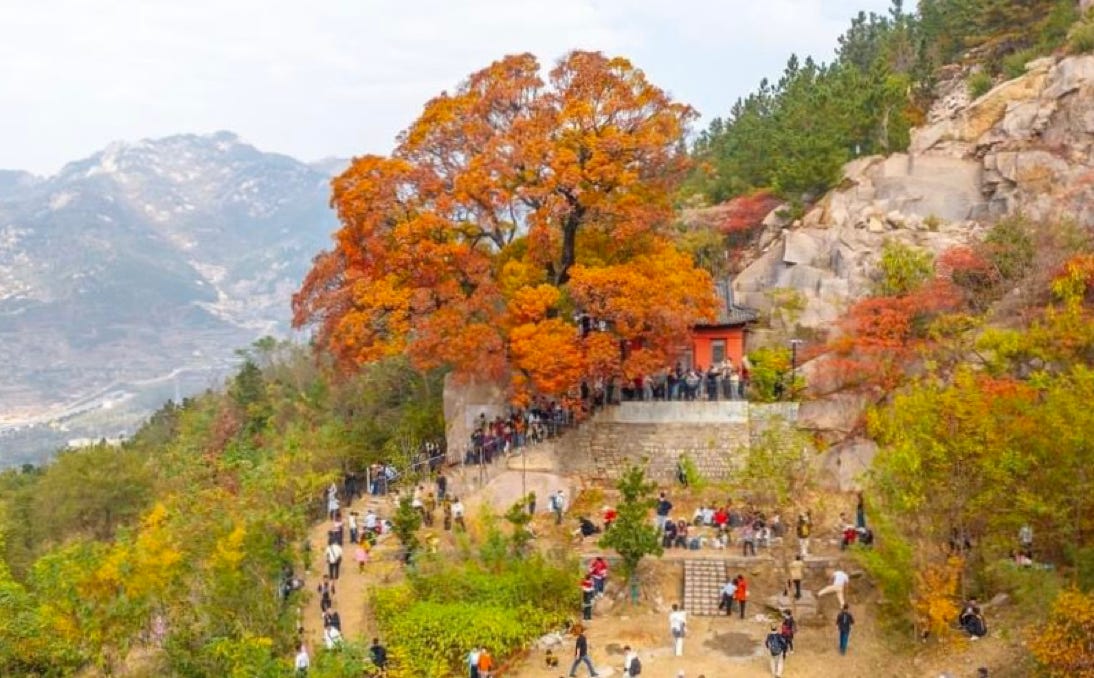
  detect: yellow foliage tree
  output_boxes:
[1029,588,1094,677]
[912,556,963,640]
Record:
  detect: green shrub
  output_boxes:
[765,287,807,328]
[678,453,706,490]
[1037,0,1080,52]
[981,559,1062,617]
[1065,544,1094,592]
[1001,48,1039,80]
[597,465,662,592]
[746,346,803,402]
[736,417,814,506]
[875,240,934,297]
[854,516,916,631]
[311,640,375,678]
[984,217,1034,281]
[967,71,994,99]
[371,555,576,677]
[1068,17,1094,54]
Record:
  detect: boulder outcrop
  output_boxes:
[735,54,1094,334]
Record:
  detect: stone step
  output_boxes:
[683,559,729,617]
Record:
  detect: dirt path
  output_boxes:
[507,608,1015,678]
[298,464,563,648]
[299,494,402,650]
[507,608,896,678]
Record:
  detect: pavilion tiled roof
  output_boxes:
[703,278,759,326]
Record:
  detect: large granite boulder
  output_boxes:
[442,374,508,461]
[796,393,876,441]
[764,590,820,619]
[816,437,879,492]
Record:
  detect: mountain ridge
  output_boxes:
[0,132,342,463]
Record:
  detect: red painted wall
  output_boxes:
[688,326,747,370]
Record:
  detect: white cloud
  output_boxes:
[0,0,892,174]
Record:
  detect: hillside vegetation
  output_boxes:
[2,1,1094,676]
[0,345,443,676]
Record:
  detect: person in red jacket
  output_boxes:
[581,574,596,620]
[602,506,618,531]
[733,574,749,620]
[589,557,609,598]
[714,506,729,532]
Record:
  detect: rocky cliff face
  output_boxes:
[735,54,1094,332]
[731,53,1094,490]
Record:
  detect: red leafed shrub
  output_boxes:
[719,190,781,235]
[938,246,1001,310]
[826,279,962,390]
[717,190,782,271]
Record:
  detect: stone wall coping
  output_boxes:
[602,401,799,424]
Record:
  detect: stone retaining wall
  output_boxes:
[559,402,799,482]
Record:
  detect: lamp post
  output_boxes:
[789,339,803,400]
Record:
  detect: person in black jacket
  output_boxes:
[836,604,855,655]
[369,637,388,672]
[661,519,678,548]
[569,628,598,677]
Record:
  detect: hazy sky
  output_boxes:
[1,0,892,175]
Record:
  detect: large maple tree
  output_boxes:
[293,51,716,399]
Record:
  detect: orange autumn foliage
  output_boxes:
[1052,253,1094,307]
[568,243,716,379]
[937,245,1001,309]
[294,51,714,399]
[508,318,585,397]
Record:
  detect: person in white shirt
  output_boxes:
[323,624,343,650]
[550,490,567,525]
[294,644,310,675]
[452,498,466,531]
[718,579,737,616]
[668,603,687,656]
[701,506,715,526]
[467,646,481,676]
[622,645,639,676]
[327,488,340,521]
[325,542,343,580]
[818,568,850,607]
[347,512,358,544]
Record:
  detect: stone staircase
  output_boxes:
[683,559,728,616]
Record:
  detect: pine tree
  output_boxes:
[598,466,662,600]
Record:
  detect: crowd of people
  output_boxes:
[364,440,446,496]
[460,358,759,472]
[292,480,403,675]
[297,459,1005,677]
[616,358,752,403]
[464,402,577,465]
[556,491,879,678]
[568,357,754,408]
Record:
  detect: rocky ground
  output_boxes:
[298,464,1030,678]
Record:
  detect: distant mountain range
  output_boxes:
[0,132,343,464]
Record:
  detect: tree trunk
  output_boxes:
[556,213,581,286]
